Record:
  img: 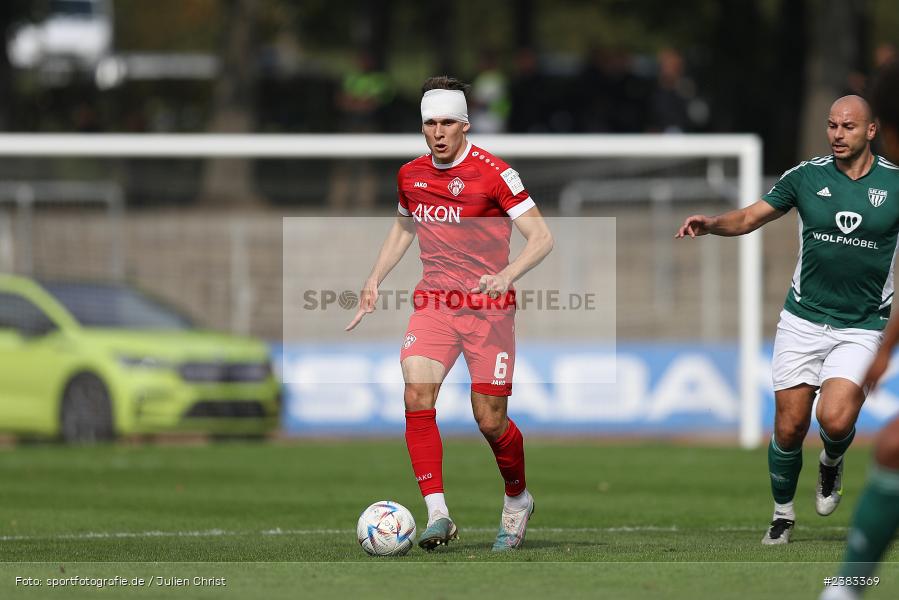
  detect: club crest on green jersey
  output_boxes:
[868,188,888,207]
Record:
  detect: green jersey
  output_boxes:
[762,154,899,330]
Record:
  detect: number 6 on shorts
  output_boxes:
[494,352,509,379]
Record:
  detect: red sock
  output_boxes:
[405,409,444,496]
[488,419,526,497]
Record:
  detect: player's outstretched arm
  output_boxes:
[345,215,416,331]
[864,305,899,391]
[675,200,785,238]
[473,206,553,297]
[864,347,892,393]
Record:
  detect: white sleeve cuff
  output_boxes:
[397,202,411,216]
[506,197,536,220]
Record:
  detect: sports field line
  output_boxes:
[0,525,849,542]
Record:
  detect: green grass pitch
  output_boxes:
[0,440,897,599]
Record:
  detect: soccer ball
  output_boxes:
[356,500,416,556]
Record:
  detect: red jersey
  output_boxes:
[396,142,536,312]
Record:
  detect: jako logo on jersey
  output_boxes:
[414,181,428,188]
[416,472,432,482]
[869,188,888,207]
[448,177,465,196]
[412,204,462,223]
[403,333,416,349]
[835,211,862,234]
[491,379,506,386]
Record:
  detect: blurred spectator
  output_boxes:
[73,101,101,132]
[470,51,510,133]
[844,70,867,96]
[507,48,545,133]
[843,42,898,99]
[335,52,394,133]
[328,51,394,211]
[576,46,614,132]
[576,46,649,133]
[606,48,651,132]
[874,42,896,68]
[646,47,708,133]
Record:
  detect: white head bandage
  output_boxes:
[421,89,469,124]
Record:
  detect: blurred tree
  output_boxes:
[514,0,535,50]
[427,1,454,74]
[708,1,766,133]
[115,0,218,51]
[870,0,899,52]
[1,0,890,169]
[768,0,808,170]
[0,1,32,130]
[368,0,392,71]
[199,0,261,206]
[799,0,868,158]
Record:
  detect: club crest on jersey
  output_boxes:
[835,211,862,235]
[869,188,888,207]
[448,177,465,196]
[402,333,416,349]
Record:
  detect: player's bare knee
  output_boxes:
[774,409,809,448]
[774,420,808,450]
[818,407,856,440]
[403,384,437,411]
[820,420,854,441]
[476,415,507,442]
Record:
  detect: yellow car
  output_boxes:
[0,274,280,442]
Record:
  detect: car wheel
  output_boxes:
[60,373,115,444]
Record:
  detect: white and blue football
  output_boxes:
[357,500,416,556]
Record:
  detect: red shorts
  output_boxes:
[400,309,515,396]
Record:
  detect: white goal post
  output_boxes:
[0,133,764,448]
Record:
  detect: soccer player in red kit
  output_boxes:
[346,76,553,551]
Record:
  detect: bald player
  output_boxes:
[821,63,899,600]
[677,95,899,545]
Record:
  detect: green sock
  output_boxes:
[820,427,856,461]
[840,464,899,579]
[768,436,803,504]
